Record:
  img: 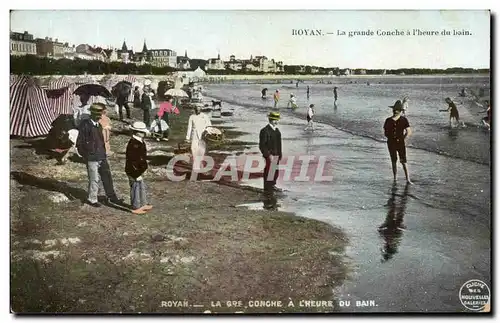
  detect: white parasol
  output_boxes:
[165,88,188,97]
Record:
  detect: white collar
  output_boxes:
[90,119,99,126]
[268,123,277,130]
[133,134,144,142]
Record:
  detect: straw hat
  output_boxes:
[89,103,106,115]
[388,100,403,111]
[268,111,280,120]
[144,80,152,86]
[130,121,149,133]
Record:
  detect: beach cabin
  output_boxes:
[45,77,75,115]
[10,75,54,137]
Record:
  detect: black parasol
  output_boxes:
[112,81,132,99]
[73,84,112,98]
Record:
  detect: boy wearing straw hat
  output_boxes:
[76,103,122,207]
[126,121,153,215]
[383,100,412,183]
[259,111,283,194]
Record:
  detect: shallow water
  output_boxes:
[214,92,491,312]
[206,75,491,165]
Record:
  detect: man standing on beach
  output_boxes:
[307,86,310,99]
[259,111,283,195]
[383,100,412,183]
[333,87,338,103]
[113,84,131,121]
[141,81,155,127]
[76,103,123,207]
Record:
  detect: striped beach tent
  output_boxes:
[10,76,54,137]
[45,77,74,115]
[10,74,19,85]
[123,75,137,84]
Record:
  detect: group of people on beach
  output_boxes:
[62,77,491,214]
[60,79,217,214]
[260,85,342,132]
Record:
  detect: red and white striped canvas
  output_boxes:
[124,75,137,102]
[10,74,19,86]
[46,77,74,116]
[10,76,54,137]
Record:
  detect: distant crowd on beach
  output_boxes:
[257,81,491,191]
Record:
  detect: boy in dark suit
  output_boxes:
[125,121,153,214]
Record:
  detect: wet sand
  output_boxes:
[9,103,350,313]
[215,98,491,312]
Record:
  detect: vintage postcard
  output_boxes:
[9,9,491,314]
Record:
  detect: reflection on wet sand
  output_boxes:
[378,183,409,262]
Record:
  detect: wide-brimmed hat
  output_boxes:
[89,103,106,115]
[445,97,452,103]
[130,121,149,133]
[389,100,403,111]
[268,111,280,120]
[309,104,315,108]
[144,80,152,86]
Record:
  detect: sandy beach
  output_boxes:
[10,101,349,313]
[9,73,491,313]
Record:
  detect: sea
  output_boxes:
[206,75,491,165]
[202,75,492,312]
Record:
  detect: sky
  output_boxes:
[10,10,490,69]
